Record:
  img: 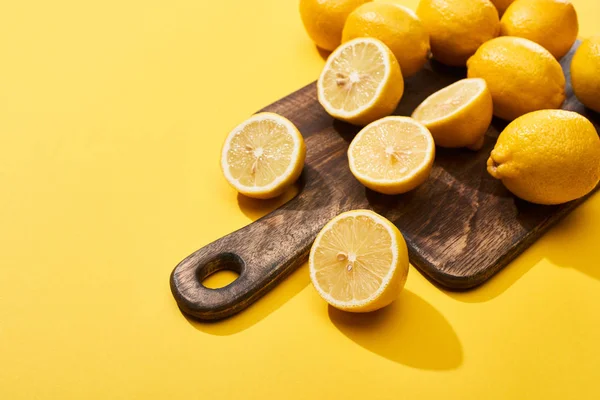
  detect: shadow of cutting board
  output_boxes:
[171,41,599,320]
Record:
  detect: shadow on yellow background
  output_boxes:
[329,290,463,370]
[316,46,331,61]
[236,185,300,220]
[446,197,600,302]
[185,263,310,335]
[182,184,600,335]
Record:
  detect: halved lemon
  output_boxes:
[309,210,409,312]
[220,112,306,199]
[412,78,493,150]
[317,37,404,126]
[348,116,435,194]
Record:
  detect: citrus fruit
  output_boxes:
[309,210,409,312]
[318,38,404,126]
[299,0,372,51]
[220,112,306,199]
[490,0,516,15]
[571,37,600,113]
[348,116,435,194]
[342,1,430,77]
[417,0,500,66]
[412,78,492,150]
[467,36,566,120]
[487,110,600,205]
[500,0,578,60]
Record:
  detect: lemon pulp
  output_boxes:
[318,38,404,126]
[412,78,492,149]
[309,210,408,312]
[221,113,305,199]
[348,116,435,194]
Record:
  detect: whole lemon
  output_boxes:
[299,0,372,51]
[571,37,600,113]
[487,110,600,205]
[490,0,516,16]
[500,0,578,60]
[467,36,566,120]
[417,0,500,66]
[342,1,430,77]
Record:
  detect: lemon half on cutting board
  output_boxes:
[309,210,409,312]
[220,112,306,199]
[412,78,493,150]
[317,37,404,126]
[348,116,435,194]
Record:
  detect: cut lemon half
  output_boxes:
[317,37,404,126]
[412,78,492,150]
[220,112,306,199]
[348,116,435,194]
[309,210,409,312]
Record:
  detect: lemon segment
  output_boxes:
[348,116,435,194]
[412,78,493,150]
[318,38,404,126]
[309,210,409,312]
[221,112,306,199]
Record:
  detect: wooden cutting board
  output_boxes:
[171,41,599,320]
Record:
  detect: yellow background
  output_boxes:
[2,1,600,398]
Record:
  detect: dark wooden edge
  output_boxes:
[169,248,310,320]
[410,190,597,290]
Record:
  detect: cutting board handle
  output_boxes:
[170,179,342,320]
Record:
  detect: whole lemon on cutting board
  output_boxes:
[571,37,600,113]
[417,0,500,66]
[490,0,516,15]
[299,0,372,51]
[467,36,566,120]
[487,110,600,205]
[500,0,578,60]
[342,1,430,77]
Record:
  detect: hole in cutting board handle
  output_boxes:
[196,253,244,290]
[202,270,240,289]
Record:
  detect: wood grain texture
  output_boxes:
[171,41,599,320]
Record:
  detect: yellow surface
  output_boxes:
[1,0,599,398]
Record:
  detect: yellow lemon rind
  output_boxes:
[571,37,600,113]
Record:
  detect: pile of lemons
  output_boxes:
[298,0,600,208]
[219,0,600,312]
